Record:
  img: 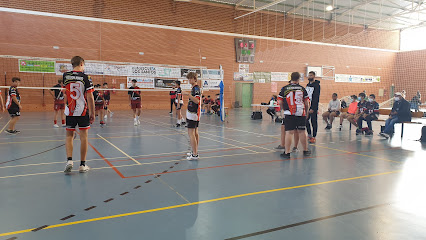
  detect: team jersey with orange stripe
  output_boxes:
[6,86,20,110]
[63,71,94,116]
[186,85,201,121]
[277,83,309,116]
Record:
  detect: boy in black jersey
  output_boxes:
[49,79,66,127]
[103,82,113,119]
[128,79,141,126]
[175,80,186,127]
[93,84,105,126]
[355,93,368,135]
[184,72,201,160]
[5,77,22,135]
[63,56,95,173]
[358,94,379,135]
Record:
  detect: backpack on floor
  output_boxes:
[251,111,262,120]
[420,126,426,143]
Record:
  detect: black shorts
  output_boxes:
[8,108,20,117]
[187,120,199,129]
[66,115,90,131]
[284,115,306,131]
[176,104,183,110]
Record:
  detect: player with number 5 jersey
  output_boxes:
[63,56,95,174]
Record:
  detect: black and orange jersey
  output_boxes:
[277,83,309,116]
[186,85,201,121]
[6,86,20,110]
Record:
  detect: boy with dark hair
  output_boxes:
[128,79,141,126]
[175,80,186,127]
[63,56,95,173]
[338,95,358,130]
[93,84,105,126]
[322,93,340,129]
[355,92,368,135]
[306,71,321,143]
[184,72,201,160]
[357,94,379,135]
[5,77,22,135]
[169,87,177,114]
[50,79,66,128]
[103,82,113,119]
[278,72,311,159]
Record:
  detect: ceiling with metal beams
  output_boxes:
[198,0,426,31]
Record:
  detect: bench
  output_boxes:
[377,109,424,138]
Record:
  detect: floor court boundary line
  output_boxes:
[0,119,11,134]
[314,144,401,163]
[0,146,400,179]
[0,170,400,238]
[97,134,141,165]
[201,131,274,152]
[87,141,126,178]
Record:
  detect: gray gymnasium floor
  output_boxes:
[0,109,425,240]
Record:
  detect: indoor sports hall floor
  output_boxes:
[1,109,426,240]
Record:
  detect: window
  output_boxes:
[400,26,426,51]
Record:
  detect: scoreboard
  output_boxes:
[235,38,256,63]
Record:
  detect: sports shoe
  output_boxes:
[79,165,90,173]
[14,130,21,134]
[137,120,141,125]
[365,130,373,136]
[134,120,138,126]
[62,124,66,127]
[104,115,108,119]
[303,150,312,156]
[325,125,332,130]
[308,137,316,144]
[169,112,173,114]
[275,145,285,150]
[181,121,186,125]
[110,112,114,117]
[356,129,363,135]
[280,152,291,159]
[292,147,299,152]
[64,160,73,173]
[381,133,390,139]
[54,124,59,128]
[187,151,192,157]
[186,154,199,160]
[176,123,181,127]
[338,125,342,131]
[5,129,16,135]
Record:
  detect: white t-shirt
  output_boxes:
[328,99,340,111]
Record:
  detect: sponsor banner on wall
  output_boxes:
[154,78,177,88]
[335,74,379,83]
[55,62,72,75]
[127,77,155,88]
[157,67,181,78]
[181,69,202,78]
[202,80,221,90]
[271,72,289,82]
[19,59,55,73]
[129,65,157,77]
[253,72,271,83]
[104,64,130,76]
[55,62,105,76]
[203,69,222,79]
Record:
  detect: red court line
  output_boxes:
[123,146,399,179]
[109,140,280,163]
[88,142,125,178]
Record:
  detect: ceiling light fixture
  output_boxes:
[326,5,334,11]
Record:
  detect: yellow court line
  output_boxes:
[314,144,401,163]
[0,119,11,134]
[97,134,141,165]
[0,170,400,238]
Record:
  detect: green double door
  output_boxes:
[241,83,253,108]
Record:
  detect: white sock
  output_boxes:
[181,118,185,122]
[177,119,181,124]
[137,116,140,120]
[134,117,137,121]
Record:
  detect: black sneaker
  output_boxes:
[356,129,362,135]
[275,145,285,150]
[365,130,373,136]
[176,123,181,127]
[181,121,186,125]
[14,130,21,134]
[325,125,331,130]
[303,150,311,156]
[5,130,16,135]
[280,152,291,159]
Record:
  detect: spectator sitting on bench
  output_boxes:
[266,95,278,120]
[322,93,341,129]
[211,94,221,116]
[357,94,379,136]
[410,91,421,112]
[338,95,358,131]
[354,93,368,135]
[379,92,411,139]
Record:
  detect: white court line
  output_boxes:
[97,134,141,165]
[199,134,258,153]
[202,131,274,151]
[0,151,274,179]
[0,119,11,134]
